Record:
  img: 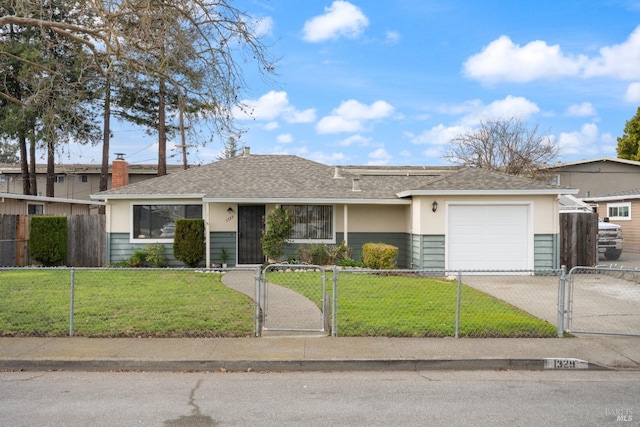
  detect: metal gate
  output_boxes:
[259,264,330,335]
[567,266,640,336]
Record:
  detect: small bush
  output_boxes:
[173,219,205,267]
[29,216,67,266]
[296,241,353,265]
[340,257,365,268]
[362,243,398,269]
[123,244,168,268]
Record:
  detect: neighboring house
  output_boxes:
[0,156,182,202]
[91,149,576,270]
[584,189,640,253]
[544,157,640,198]
[0,192,105,215]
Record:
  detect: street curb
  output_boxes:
[0,358,613,372]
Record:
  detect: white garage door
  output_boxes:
[447,204,530,270]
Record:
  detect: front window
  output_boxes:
[132,204,202,239]
[607,202,631,220]
[283,205,333,241]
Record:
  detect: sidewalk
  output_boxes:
[0,335,638,372]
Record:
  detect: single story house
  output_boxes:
[584,189,640,253]
[91,149,576,270]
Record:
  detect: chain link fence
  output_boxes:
[567,266,640,336]
[3,265,638,338]
[0,267,255,338]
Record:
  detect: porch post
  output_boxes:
[343,205,348,245]
[205,202,211,268]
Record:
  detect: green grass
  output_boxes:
[0,270,254,337]
[265,270,558,338]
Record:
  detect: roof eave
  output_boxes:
[584,194,640,202]
[90,193,205,200]
[203,197,412,205]
[396,189,578,197]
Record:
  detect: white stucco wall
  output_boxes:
[412,195,559,235]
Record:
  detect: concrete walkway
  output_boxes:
[0,335,638,372]
[221,269,327,336]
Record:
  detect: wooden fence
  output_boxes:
[0,214,105,267]
[560,211,598,270]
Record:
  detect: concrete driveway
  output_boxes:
[462,266,640,337]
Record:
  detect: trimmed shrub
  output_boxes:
[29,216,68,266]
[362,243,398,270]
[173,219,205,267]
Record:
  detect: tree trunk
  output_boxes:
[28,126,37,196]
[46,138,55,198]
[157,78,167,177]
[179,93,188,170]
[19,132,30,195]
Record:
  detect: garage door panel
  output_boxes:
[448,205,529,270]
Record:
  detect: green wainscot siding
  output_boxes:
[410,234,445,270]
[210,232,236,266]
[534,234,559,269]
[106,232,186,266]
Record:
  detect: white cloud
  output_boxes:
[385,30,400,45]
[557,123,601,156]
[410,124,469,145]
[234,90,316,124]
[251,16,274,38]
[464,25,640,84]
[302,1,369,42]
[472,96,540,123]
[565,102,597,117]
[317,99,394,134]
[367,148,392,165]
[317,115,363,133]
[625,82,640,102]
[277,133,293,144]
[263,122,279,131]
[583,26,640,79]
[436,96,540,125]
[463,36,585,83]
[338,134,372,146]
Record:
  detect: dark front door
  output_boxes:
[238,205,265,264]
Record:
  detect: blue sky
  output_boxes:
[57,0,640,166]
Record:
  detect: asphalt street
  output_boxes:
[1,370,639,426]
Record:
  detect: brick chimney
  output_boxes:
[112,153,129,189]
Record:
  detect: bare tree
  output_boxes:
[443,117,558,177]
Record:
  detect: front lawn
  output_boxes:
[265,270,558,338]
[0,269,254,337]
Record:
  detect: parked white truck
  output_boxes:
[598,219,623,260]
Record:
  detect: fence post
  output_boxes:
[332,265,338,337]
[69,268,75,337]
[455,271,462,338]
[557,265,566,338]
[254,267,261,337]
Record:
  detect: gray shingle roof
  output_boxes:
[93,154,571,201]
